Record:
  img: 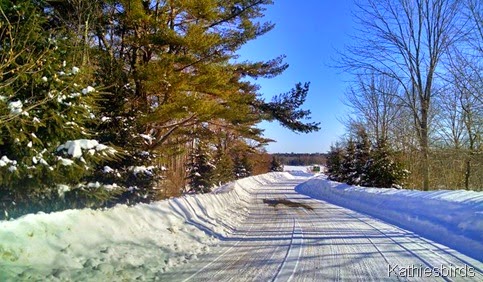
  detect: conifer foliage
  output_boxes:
[270,157,284,172]
[326,134,408,188]
[0,0,320,219]
[326,144,344,181]
[233,154,252,179]
[0,1,120,219]
[365,139,408,188]
[187,141,215,193]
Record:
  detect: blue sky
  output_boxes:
[238,0,356,153]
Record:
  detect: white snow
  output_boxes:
[0,173,271,280]
[296,174,483,261]
[86,182,101,189]
[0,156,18,172]
[103,183,119,191]
[8,100,23,115]
[139,134,154,144]
[57,184,71,197]
[39,158,49,166]
[69,92,81,98]
[283,165,310,172]
[56,139,116,159]
[129,165,155,176]
[103,166,114,173]
[81,86,95,95]
[0,172,481,280]
[58,157,74,166]
[0,156,17,167]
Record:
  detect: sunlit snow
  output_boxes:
[1,172,482,280]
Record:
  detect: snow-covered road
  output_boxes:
[161,176,483,281]
[2,173,482,280]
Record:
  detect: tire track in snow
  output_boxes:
[272,218,303,282]
[182,181,293,281]
[181,184,263,282]
[162,175,483,281]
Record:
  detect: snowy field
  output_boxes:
[1,171,482,280]
[283,165,311,172]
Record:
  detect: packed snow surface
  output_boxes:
[0,172,482,281]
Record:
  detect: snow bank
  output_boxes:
[296,175,483,261]
[0,173,286,280]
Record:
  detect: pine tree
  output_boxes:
[233,154,252,179]
[354,128,372,186]
[340,139,358,185]
[258,82,320,133]
[187,141,215,193]
[366,139,408,188]
[0,1,120,219]
[270,156,284,172]
[326,144,344,181]
[92,0,319,160]
[212,151,235,186]
[42,0,321,200]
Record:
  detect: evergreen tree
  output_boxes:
[366,139,408,188]
[258,82,320,133]
[340,139,358,185]
[0,1,119,219]
[270,156,284,172]
[326,144,344,181]
[212,151,235,186]
[354,128,372,186]
[187,141,215,193]
[1,0,322,213]
[233,154,252,179]
[85,0,319,189]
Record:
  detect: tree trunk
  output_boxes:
[420,100,430,191]
[464,158,471,190]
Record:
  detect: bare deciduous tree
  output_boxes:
[434,88,465,149]
[344,73,402,145]
[440,0,483,189]
[340,0,464,190]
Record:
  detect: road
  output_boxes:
[161,176,483,281]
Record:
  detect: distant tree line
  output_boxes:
[338,0,482,191]
[0,0,319,219]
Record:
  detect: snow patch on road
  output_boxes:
[296,175,483,261]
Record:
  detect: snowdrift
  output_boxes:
[0,173,288,280]
[296,175,483,261]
